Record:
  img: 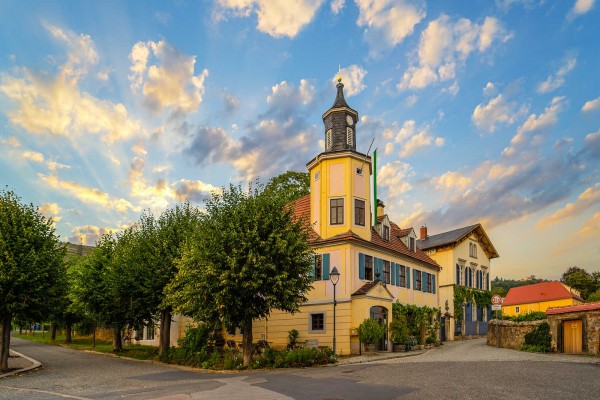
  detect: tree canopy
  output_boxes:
[265,171,310,204]
[0,189,66,372]
[166,182,314,364]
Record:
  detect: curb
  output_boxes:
[334,349,430,366]
[0,350,42,379]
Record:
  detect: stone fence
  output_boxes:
[486,319,546,350]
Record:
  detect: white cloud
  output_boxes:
[582,97,600,113]
[537,183,600,228]
[268,79,316,106]
[22,150,45,163]
[569,0,595,19]
[393,120,444,157]
[378,160,414,198]
[129,40,209,118]
[442,81,459,96]
[405,95,418,107]
[43,23,99,80]
[434,171,472,191]
[576,211,600,238]
[483,82,498,96]
[537,56,576,93]
[216,0,324,38]
[0,136,21,148]
[398,15,510,91]
[331,0,345,14]
[517,96,565,135]
[472,93,527,132]
[355,0,425,54]
[332,65,367,96]
[38,202,62,222]
[69,224,120,246]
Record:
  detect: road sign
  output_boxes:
[491,294,502,305]
[492,304,501,311]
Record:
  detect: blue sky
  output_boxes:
[1,0,599,280]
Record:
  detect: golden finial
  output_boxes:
[337,65,342,83]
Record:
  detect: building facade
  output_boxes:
[417,224,499,340]
[502,281,584,317]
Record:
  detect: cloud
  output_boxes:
[398,15,510,91]
[434,171,472,191]
[331,0,345,14]
[38,202,62,222]
[0,136,21,148]
[537,55,576,93]
[68,224,120,246]
[155,11,173,26]
[332,65,367,97]
[483,82,498,96]
[582,97,600,113]
[517,96,564,135]
[355,0,425,55]
[537,183,600,228]
[216,0,324,38]
[222,91,240,113]
[568,0,595,19]
[390,120,444,157]
[39,173,136,214]
[472,93,527,132]
[20,149,70,171]
[378,161,414,199]
[576,211,600,238]
[581,129,600,161]
[0,25,143,144]
[129,40,209,118]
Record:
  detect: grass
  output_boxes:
[13,333,159,361]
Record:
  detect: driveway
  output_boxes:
[2,337,599,399]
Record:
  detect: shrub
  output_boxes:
[522,322,552,352]
[287,329,300,349]
[177,324,211,353]
[510,312,546,322]
[223,350,243,370]
[357,318,386,345]
[253,347,336,368]
[389,319,410,345]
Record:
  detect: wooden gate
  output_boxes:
[563,319,582,354]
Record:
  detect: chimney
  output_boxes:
[420,225,428,240]
[377,199,385,218]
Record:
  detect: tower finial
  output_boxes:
[337,65,342,83]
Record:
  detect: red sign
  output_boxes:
[491,294,502,305]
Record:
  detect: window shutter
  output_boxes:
[323,254,330,280]
[397,264,401,287]
[413,269,418,289]
[432,274,436,294]
[406,267,410,289]
[422,271,427,292]
[374,257,382,280]
[391,262,396,286]
[311,256,316,279]
[359,253,365,280]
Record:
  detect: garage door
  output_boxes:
[563,319,582,354]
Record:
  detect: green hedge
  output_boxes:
[520,322,552,353]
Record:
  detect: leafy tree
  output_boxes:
[588,288,600,302]
[265,171,309,204]
[0,189,66,372]
[167,182,314,364]
[561,267,599,300]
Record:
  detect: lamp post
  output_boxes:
[329,266,340,354]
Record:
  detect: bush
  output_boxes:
[223,350,243,370]
[357,318,386,345]
[287,329,300,349]
[522,322,552,352]
[177,324,211,353]
[509,312,546,322]
[389,319,410,345]
[253,347,336,368]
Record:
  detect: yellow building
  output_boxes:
[502,281,584,317]
[244,76,440,355]
[417,224,499,340]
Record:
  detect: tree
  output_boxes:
[0,189,66,372]
[166,182,314,364]
[561,266,599,300]
[265,171,309,204]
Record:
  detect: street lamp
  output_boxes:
[329,266,340,354]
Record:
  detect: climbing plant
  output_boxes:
[453,286,492,321]
[392,302,440,345]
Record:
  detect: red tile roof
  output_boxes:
[546,301,600,315]
[293,196,439,269]
[502,281,584,306]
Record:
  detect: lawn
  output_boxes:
[13,333,159,361]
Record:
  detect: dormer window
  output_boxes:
[383,224,390,241]
[326,129,332,151]
[409,236,415,252]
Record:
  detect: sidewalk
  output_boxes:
[336,348,429,365]
[0,349,41,379]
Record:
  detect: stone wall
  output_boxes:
[486,320,545,350]
[547,310,600,356]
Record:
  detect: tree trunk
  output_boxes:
[0,313,12,373]
[241,319,253,365]
[159,307,172,358]
[51,323,57,341]
[113,327,123,352]
[19,325,23,335]
[65,322,72,344]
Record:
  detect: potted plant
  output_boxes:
[408,335,418,351]
[358,318,385,353]
[389,319,409,352]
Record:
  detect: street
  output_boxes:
[1,337,599,399]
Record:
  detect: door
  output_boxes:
[563,319,582,354]
[370,306,388,351]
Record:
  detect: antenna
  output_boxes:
[357,137,375,174]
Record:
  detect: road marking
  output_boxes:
[0,385,91,399]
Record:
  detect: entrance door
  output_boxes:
[370,306,388,351]
[563,319,582,354]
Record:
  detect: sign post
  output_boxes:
[491,294,502,347]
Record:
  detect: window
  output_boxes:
[365,255,373,280]
[456,264,461,286]
[383,260,390,284]
[400,265,406,287]
[515,306,520,314]
[314,255,323,280]
[486,272,489,291]
[427,273,432,293]
[415,270,422,291]
[347,127,354,146]
[469,242,477,258]
[314,171,320,181]
[326,129,332,150]
[330,198,344,225]
[354,199,365,226]
[310,313,325,332]
[409,236,415,251]
[146,322,155,340]
[383,224,390,241]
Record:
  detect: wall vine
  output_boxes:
[453,286,492,321]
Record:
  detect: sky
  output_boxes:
[0,0,599,280]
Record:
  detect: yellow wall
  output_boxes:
[502,298,583,316]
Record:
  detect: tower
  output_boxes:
[307,74,371,241]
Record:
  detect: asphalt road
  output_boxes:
[1,337,599,400]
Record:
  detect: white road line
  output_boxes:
[0,385,92,399]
